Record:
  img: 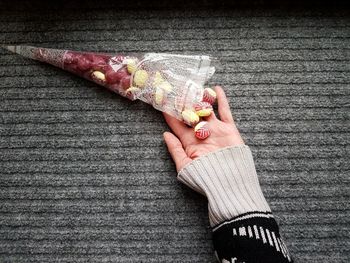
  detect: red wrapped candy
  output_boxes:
[194,121,211,140]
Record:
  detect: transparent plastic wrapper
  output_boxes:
[5,45,216,127]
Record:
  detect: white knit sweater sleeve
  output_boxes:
[177,145,271,227]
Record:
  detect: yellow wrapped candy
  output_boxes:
[91,71,106,82]
[153,71,164,86]
[125,58,138,74]
[181,109,199,126]
[155,87,164,105]
[159,81,173,93]
[133,70,149,87]
[194,102,213,117]
[126,86,141,94]
[153,72,173,93]
[125,86,141,100]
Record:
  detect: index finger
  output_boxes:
[163,112,191,138]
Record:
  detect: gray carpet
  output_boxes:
[0,1,349,262]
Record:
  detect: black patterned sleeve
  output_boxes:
[212,212,292,262]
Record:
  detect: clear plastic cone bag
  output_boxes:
[5,45,216,126]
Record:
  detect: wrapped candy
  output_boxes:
[194,121,211,140]
[5,45,217,137]
[194,101,213,117]
[202,87,217,105]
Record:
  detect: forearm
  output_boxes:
[178,145,293,262]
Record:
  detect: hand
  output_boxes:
[163,86,245,172]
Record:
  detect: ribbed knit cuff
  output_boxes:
[177,145,271,227]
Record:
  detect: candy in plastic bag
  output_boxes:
[5,45,216,127]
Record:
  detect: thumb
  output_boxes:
[163,132,190,172]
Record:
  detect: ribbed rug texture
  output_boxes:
[0,1,349,262]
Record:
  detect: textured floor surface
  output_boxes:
[0,1,349,262]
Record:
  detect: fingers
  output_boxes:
[163,112,190,138]
[163,132,191,172]
[215,85,234,124]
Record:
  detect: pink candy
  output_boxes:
[120,75,131,90]
[77,56,91,71]
[105,70,120,84]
